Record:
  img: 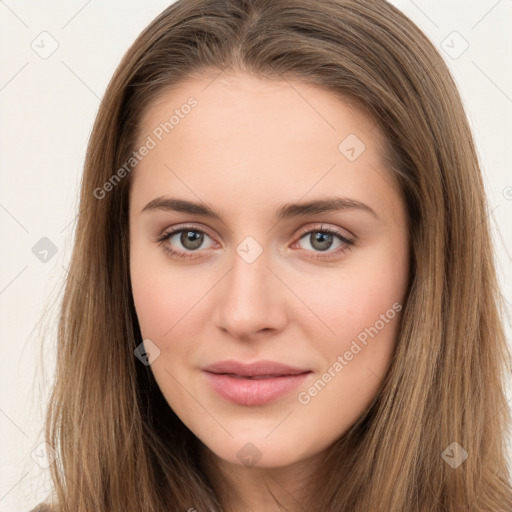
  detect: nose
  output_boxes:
[212,248,288,341]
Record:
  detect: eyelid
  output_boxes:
[157,222,354,242]
[156,222,217,243]
[295,223,354,244]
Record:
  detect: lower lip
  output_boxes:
[203,371,312,406]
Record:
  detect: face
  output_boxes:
[129,71,410,470]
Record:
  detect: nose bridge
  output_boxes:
[213,236,285,337]
[226,239,272,307]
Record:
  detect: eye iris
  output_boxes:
[181,230,203,250]
[311,231,333,251]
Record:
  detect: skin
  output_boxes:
[129,70,410,511]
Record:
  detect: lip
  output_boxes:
[201,359,312,406]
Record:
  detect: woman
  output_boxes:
[33,0,512,510]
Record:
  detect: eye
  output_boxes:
[156,223,354,261]
[293,223,354,260]
[156,226,215,259]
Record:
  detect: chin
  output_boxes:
[206,436,314,470]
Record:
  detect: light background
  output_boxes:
[1,1,511,510]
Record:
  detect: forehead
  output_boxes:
[138,70,381,150]
[130,71,401,222]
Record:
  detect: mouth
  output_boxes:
[201,360,313,406]
[216,373,300,380]
[212,373,306,380]
[201,359,311,377]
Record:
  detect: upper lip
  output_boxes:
[202,359,311,377]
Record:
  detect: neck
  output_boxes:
[199,442,323,512]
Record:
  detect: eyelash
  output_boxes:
[155,223,355,261]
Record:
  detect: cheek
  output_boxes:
[290,243,407,383]
[292,277,404,436]
[306,287,402,390]
[130,241,208,341]
[301,268,404,344]
[130,264,174,339]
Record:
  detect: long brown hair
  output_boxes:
[33,0,512,510]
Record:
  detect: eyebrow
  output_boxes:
[141,195,379,221]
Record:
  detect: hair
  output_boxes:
[31,0,512,510]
